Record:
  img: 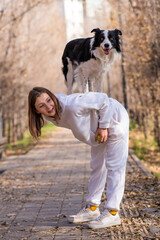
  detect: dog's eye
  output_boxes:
[100,37,104,42]
[109,37,113,41]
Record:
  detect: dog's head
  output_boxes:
[91,28,122,55]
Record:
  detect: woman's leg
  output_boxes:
[67,144,106,223]
[105,116,129,210]
[105,140,128,210]
[86,143,107,206]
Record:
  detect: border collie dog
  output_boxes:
[62,28,122,94]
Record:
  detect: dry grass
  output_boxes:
[129,125,160,178]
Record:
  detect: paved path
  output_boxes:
[0,128,159,240]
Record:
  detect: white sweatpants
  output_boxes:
[86,108,129,211]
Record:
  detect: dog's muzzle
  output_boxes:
[102,47,112,55]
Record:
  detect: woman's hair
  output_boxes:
[28,87,62,140]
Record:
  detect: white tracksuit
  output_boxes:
[45,92,129,210]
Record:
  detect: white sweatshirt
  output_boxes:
[44,92,128,146]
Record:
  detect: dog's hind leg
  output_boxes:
[66,57,74,94]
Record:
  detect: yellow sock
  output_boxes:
[86,204,98,211]
[109,210,118,215]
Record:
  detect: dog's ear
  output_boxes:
[91,28,101,50]
[115,29,122,36]
[91,28,101,34]
[114,29,122,52]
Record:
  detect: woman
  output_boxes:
[28,86,129,229]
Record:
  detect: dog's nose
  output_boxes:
[104,43,110,48]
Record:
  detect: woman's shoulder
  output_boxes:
[55,93,67,101]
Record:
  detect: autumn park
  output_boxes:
[0,0,159,239]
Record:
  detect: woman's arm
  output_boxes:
[81,92,113,143]
[75,92,113,129]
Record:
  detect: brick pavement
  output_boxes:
[0,128,159,240]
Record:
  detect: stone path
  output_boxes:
[0,128,159,240]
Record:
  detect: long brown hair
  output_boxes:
[28,87,62,140]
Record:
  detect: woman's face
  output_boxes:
[35,93,56,117]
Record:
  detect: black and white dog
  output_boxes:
[62,28,122,94]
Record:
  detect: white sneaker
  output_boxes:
[87,209,121,229]
[68,207,100,223]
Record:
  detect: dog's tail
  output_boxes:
[62,55,68,82]
[62,57,74,94]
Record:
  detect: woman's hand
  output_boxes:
[95,128,108,143]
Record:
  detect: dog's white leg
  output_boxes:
[88,79,94,92]
[66,57,74,94]
[79,73,88,93]
[75,67,88,93]
[80,76,88,93]
[82,77,89,93]
[96,74,104,92]
[97,79,103,92]
[81,70,89,93]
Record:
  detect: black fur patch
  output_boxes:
[62,38,96,79]
[108,29,122,52]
